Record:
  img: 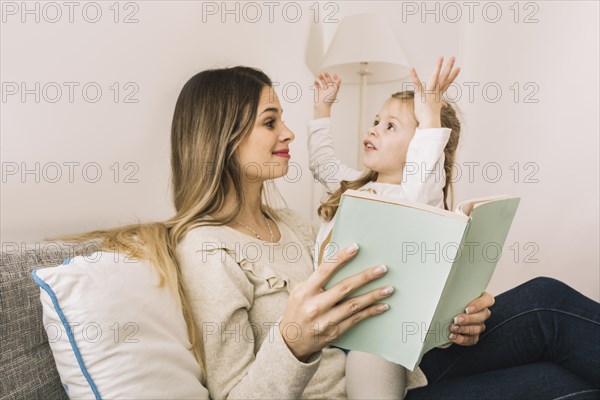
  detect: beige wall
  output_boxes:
[2,1,598,300]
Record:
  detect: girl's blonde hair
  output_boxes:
[48,66,283,380]
[318,91,461,222]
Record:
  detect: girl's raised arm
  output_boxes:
[399,57,460,208]
[308,72,364,192]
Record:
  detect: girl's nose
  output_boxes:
[368,126,378,137]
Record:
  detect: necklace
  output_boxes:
[234,213,275,242]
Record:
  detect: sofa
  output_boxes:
[2,239,214,400]
[5,243,595,399]
[1,242,95,399]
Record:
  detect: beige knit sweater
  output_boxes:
[176,208,428,399]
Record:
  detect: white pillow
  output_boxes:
[32,251,209,400]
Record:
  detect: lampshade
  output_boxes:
[320,14,411,84]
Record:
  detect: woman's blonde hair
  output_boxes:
[318,91,461,221]
[49,66,283,379]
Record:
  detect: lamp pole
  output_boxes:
[358,62,370,166]
[356,62,369,170]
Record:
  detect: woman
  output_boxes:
[62,66,600,399]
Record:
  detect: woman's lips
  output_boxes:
[272,149,290,159]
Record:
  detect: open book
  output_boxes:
[322,189,520,371]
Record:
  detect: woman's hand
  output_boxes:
[279,243,393,362]
[313,72,342,119]
[410,56,460,129]
[448,291,495,346]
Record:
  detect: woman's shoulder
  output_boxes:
[176,222,240,257]
[179,222,227,241]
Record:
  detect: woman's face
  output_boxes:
[237,86,295,182]
[362,97,418,183]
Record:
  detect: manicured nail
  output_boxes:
[345,243,359,254]
[451,325,459,332]
[373,264,387,276]
[449,333,457,340]
[380,285,395,296]
[377,304,389,312]
[465,306,474,314]
[454,316,464,324]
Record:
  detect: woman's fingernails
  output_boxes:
[465,306,475,314]
[380,285,395,296]
[345,243,359,254]
[454,316,464,324]
[377,304,389,312]
[373,264,387,276]
[449,333,457,340]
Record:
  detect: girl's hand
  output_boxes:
[411,56,460,129]
[313,72,341,119]
[448,291,495,346]
[279,244,393,362]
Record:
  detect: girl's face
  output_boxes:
[237,86,295,182]
[362,98,418,183]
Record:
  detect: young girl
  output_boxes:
[309,57,461,399]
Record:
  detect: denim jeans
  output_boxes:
[405,277,600,400]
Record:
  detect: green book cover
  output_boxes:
[322,189,520,371]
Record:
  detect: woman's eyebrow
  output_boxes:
[259,107,280,116]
